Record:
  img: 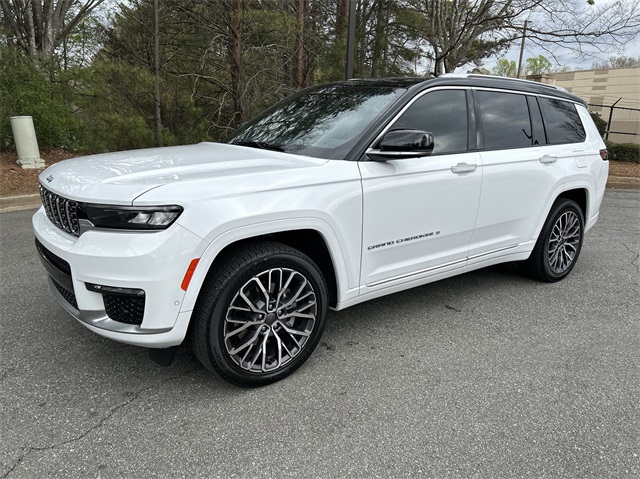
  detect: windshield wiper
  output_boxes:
[231,141,285,152]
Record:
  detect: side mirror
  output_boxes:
[367,129,434,161]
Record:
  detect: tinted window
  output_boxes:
[539,98,586,144]
[230,84,404,160]
[477,90,532,149]
[391,90,468,155]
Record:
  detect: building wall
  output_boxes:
[552,68,640,145]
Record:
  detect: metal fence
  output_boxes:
[588,101,640,144]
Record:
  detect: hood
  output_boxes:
[39,142,328,205]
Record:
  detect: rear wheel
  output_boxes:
[191,241,328,387]
[520,198,584,282]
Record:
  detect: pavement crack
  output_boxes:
[621,241,640,273]
[0,369,11,383]
[2,365,199,478]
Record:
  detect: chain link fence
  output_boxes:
[588,101,640,144]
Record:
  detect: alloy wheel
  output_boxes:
[547,210,581,274]
[223,268,317,373]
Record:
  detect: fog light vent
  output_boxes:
[103,295,145,326]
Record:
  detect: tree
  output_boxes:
[525,54,552,75]
[0,0,106,62]
[592,56,640,70]
[520,1,640,59]
[404,0,640,76]
[492,58,517,77]
[407,0,513,76]
[0,44,75,149]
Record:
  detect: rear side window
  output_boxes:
[477,91,533,149]
[539,98,586,144]
[391,89,468,155]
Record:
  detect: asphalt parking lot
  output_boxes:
[1,190,638,478]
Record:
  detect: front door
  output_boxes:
[359,88,482,290]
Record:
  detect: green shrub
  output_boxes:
[0,45,77,150]
[77,112,154,153]
[604,141,640,163]
[589,111,607,138]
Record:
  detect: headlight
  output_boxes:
[80,205,183,231]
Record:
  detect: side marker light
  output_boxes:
[181,259,200,291]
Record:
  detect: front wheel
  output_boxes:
[191,241,328,387]
[520,198,584,282]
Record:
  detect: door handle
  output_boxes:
[451,163,477,174]
[539,155,558,164]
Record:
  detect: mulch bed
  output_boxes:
[0,150,79,197]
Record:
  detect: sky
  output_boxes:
[474,0,640,73]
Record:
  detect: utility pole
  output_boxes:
[345,0,356,80]
[516,19,528,78]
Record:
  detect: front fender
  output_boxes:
[178,217,359,314]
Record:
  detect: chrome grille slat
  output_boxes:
[39,185,80,237]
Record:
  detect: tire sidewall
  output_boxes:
[205,252,328,386]
[541,200,584,280]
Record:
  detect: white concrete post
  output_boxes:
[10,116,45,168]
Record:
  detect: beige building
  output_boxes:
[549,68,640,144]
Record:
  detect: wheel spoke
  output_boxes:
[239,290,262,314]
[275,270,296,308]
[280,277,308,310]
[224,321,261,340]
[282,323,312,338]
[251,276,271,307]
[227,327,261,355]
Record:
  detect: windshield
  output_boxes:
[229,84,405,160]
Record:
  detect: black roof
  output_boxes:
[339,74,586,106]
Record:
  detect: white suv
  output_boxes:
[33,74,609,386]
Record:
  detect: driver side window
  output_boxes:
[391,89,469,155]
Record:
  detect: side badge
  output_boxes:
[46,175,54,183]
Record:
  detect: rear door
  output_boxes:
[468,90,568,261]
[359,88,482,289]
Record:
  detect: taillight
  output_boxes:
[599,149,608,161]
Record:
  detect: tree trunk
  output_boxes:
[370,0,387,78]
[336,0,349,41]
[0,0,106,62]
[153,0,162,147]
[228,0,246,127]
[294,0,308,88]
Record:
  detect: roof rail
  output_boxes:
[440,73,568,93]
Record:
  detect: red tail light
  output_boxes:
[599,149,608,161]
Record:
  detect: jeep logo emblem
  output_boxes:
[46,175,54,183]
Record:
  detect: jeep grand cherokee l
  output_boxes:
[33,74,609,387]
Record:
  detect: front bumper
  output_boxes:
[33,207,207,347]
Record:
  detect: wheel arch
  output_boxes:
[532,185,590,242]
[557,187,588,221]
[180,220,349,316]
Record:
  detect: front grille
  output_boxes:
[35,239,71,276]
[52,278,78,309]
[104,295,145,326]
[39,185,80,236]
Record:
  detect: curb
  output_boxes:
[1,177,639,212]
[0,193,41,212]
[606,176,640,190]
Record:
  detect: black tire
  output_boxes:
[191,241,328,387]
[520,198,584,282]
